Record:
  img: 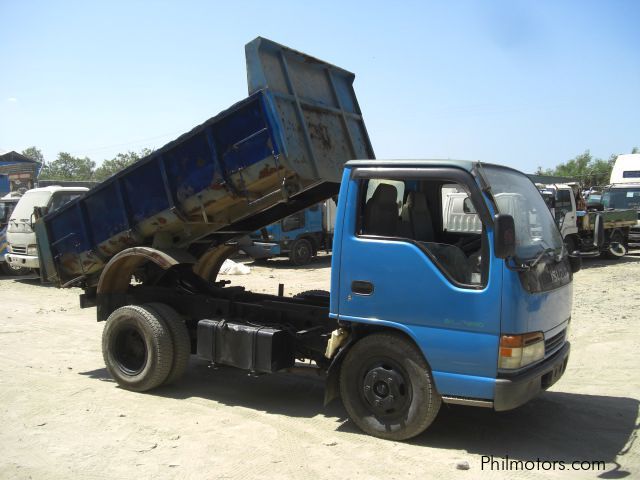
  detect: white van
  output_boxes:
[6,186,88,270]
[604,154,640,246]
[610,154,640,184]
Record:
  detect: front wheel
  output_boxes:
[0,262,31,276]
[339,332,441,441]
[602,231,627,259]
[289,238,313,266]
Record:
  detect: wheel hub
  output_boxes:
[363,366,407,413]
[113,326,147,375]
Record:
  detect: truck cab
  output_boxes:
[6,186,88,271]
[606,154,640,246]
[330,160,572,431]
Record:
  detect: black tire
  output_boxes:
[289,238,313,266]
[602,231,627,259]
[0,262,31,276]
[102,305,174,392]
[145,303,191,385]
[339,332,441,441]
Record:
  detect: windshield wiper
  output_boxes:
[527,247,561,268]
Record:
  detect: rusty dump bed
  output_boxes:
[36,37,373,287]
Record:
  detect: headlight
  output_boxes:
[498,332,544,369]
[27,245,38,256]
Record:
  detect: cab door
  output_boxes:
[335,167,503,400]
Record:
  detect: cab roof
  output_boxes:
[345,159,477,171]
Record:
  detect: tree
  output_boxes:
[39,152,95,181]
[21,146,44,164]
[632,146,639,154]
[94,148,152,181]
[546,150,612,188]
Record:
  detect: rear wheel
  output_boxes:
[102,305,174,392]
[339,332,441,441]
[289,238,313,266]
[145,303,191,385]
[602,231,627,259]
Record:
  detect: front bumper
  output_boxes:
[241,241,281,259]
[5,253,39,269]
[494,342,570,411]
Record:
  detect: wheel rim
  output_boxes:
[609,234,627,257]
[295,242,310,262]
[360,359,412,419]
[113,326,147,375]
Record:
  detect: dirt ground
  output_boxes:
[0,252,639,480]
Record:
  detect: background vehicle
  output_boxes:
[601,154,640,246]
[0,192,30,275]
[6,186,88,272]
[242,199,336,265]
[538,183,634,258]
[37,38,577,441]
[0,174,9,197]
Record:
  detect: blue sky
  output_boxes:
[1,0,638,173]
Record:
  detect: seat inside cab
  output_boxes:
[362,180,486,286]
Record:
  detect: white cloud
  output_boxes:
[6,97,18,103]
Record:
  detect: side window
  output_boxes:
[555,190,572,222]
[282,211,305,232]
[359,177,486,287]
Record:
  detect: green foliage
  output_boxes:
[21,146,44,164]
[542,147,637,188]
[94,149,152,181]
[39,152,96,181]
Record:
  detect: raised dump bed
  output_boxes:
[37,37,373,287]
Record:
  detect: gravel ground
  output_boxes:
[0,251,638,479]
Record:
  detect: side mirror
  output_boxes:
[593,214,605,248]
[494,214,516,259]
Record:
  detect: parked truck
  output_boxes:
[36,38,581,441]
[538,183,636,258]
[601,154,640,246]
[241,199,335,265]
[6,186,88,272]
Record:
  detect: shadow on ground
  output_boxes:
[245,253,332,270]
[580,251,640,270]
[80,358,638,476]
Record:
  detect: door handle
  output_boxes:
[351,280,374,295]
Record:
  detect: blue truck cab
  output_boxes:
[329,160,573,435]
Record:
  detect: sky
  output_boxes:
[1,0,638,173]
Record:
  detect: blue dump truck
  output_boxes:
[36,38,583,440]
[242,199,335,265]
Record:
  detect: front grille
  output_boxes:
[545,329,566,355]
[11,245,27,254]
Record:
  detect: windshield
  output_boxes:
[602,187,640,210]
[10,191,52,222]
[481,165,564,260]
[0,201,16,226]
